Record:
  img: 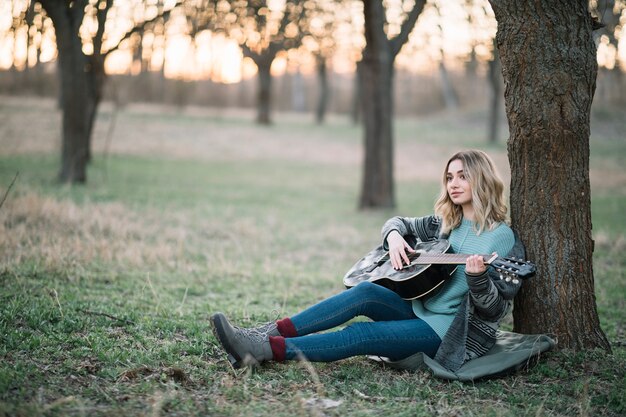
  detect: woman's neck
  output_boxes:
[462,204,475,222]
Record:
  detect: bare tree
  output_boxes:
[314,54,330,123]
[489,0,610,351]
[220,0,308,124]
[299,0,339,124]
[358,0,427,209]
[37,0,181,183]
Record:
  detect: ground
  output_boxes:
[0,95,624,416]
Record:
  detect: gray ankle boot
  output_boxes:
[210,313,279,368]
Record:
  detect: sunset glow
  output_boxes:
[1,0,625,81]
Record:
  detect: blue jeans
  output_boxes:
[284,282,441,362]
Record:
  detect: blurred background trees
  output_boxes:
[223,0,309,125]
[5,0,182,182]
[1,0,625,184]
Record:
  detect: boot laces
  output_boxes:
[235,322,277,343]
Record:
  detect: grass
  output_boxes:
[0,97,625,416]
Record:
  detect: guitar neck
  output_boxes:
[411,253,497,265]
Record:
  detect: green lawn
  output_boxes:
[0,99,624,416]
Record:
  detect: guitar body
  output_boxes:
[343,240,456,300]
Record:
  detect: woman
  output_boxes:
[210,150,524,372]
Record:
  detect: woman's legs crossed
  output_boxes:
[272,281,441,362]
[284,318,441,362]
[288,282,416,336]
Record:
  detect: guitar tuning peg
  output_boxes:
[513,278,519,285]
[499,274,504,280]
[505,276,511,282]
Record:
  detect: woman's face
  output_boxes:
[446,159,473,207]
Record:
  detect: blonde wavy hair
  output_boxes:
[434,150,508,235]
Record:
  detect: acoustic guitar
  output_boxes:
[343,239,536,300]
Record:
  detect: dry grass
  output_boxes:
[0,96,360,166]
[0,189,268,277]
[1,191,162,270]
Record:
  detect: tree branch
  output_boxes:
[265,0,306,56]
[102,1,183,58]
[77,308,136,325]
[0,171,18,211]
[93,0,113,57]
[240,42,261,63]
[390,0,427,58]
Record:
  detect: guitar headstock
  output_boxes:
[491,257,536,283]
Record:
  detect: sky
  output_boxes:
[0,0,624,83]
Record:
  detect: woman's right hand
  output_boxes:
[386,230,415,270]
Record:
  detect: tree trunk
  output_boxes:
[315,56,329,124]
[438,61,459,111]
[58,31,91,183]
[85,54,106,163]
[351,67,361,125]
[41,0,91,184]
[487,41,502,144]
[357,0,426,209]
[358,1,395,209]
[358,45,395,209]
[291,68,306,112]
[256,62,272,125]
[490,0,610,351]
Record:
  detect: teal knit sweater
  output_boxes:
[410,218,515,338]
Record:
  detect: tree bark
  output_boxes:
[358,45,395,208]
[490,0,610,351]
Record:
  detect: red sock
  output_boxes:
[269,336,286,362]
[276,317,297,338]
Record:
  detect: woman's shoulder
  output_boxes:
[489,222,515,239]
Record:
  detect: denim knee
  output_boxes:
[352,281,382,299]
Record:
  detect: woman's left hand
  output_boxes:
[465,254,488,275]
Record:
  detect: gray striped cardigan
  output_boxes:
[381,215,525,372]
